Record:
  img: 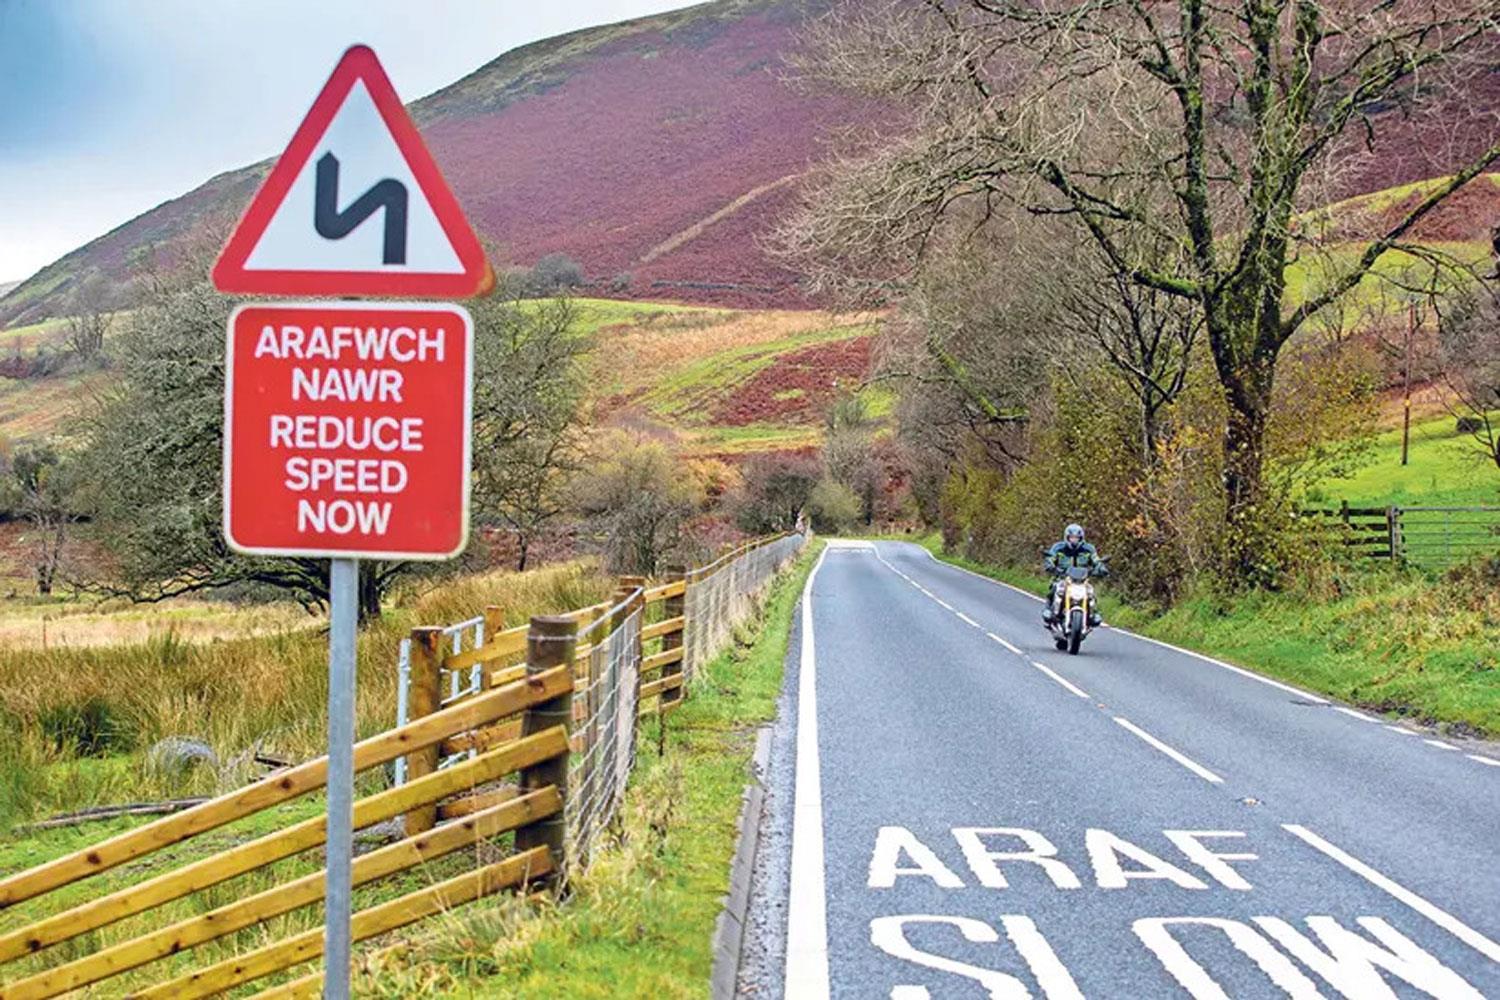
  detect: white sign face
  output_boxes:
[244,80,464,276]
[212,44,491,299]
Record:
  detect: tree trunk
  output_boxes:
[1215,341,1277,579]
[515,534,530,572]
[358,568,383,623]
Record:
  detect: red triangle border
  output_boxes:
[211,45,493,298]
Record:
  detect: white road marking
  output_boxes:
[1385,726,1418,736]
[786,546,831,999]
[1424,739,1459,751]
[1113,717,1225,784]
[1466,754,1500,768]
[1282,823,1500,963]
[955,611,981,629]
[1115,629,1330,704]
[1332,706,1377,722]
[1029,660,1091,699]
[988,632,1023,655]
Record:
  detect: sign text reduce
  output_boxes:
[223,301,473,560]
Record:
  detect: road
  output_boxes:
[744,540,1500,999]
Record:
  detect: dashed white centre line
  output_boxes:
[1029,660,1091,699]
[1283,823,1500,963]
[1113,717,1224,784]
[955,611,981,629]
[987,632,1024,655]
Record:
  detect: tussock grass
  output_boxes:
[0,561,611,831]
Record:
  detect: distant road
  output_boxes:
[747,540,1499,999]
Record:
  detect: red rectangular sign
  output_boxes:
[223,301,473,560]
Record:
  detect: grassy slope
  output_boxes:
[1315,412,1500,508]
[357,541,822,998]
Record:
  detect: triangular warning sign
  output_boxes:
[213,45,493,298]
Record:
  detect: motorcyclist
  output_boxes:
[1043,524,1106,627]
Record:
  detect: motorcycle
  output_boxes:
[1045,561,1105,655]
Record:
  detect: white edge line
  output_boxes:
[1113,716,1224,783]
[1424,739,1459,751]
[1466,754,1500,768]
[1332,706,1377,722]
[1385,725,1418,736]
[920,546,1333,706]
[1029,660,1090,699]
[1283,823,1500,962]
[786,546,831,999]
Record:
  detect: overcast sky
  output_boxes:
[0,0,697,284]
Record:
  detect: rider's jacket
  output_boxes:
[1044,540,1103,574]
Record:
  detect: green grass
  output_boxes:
[1314,413,1500,507]
[564,297,724,337]
[910,534,1500,736]
[685,422,821,454]
[358,542,824,998]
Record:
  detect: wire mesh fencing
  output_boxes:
[567,593,643,867]
[683,531,806,680]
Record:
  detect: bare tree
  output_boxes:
[63,277,112,364]
[573,434,701,574]
[781,0,1500,576]
[1037,224,1201,465]
[1434,279,1500,469]
[5,442,80,596]
[469,295,591,569]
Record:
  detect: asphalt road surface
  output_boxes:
[752,540,1500,999]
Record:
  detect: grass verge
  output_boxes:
[356,540,824,998]
[909,534,1500,737]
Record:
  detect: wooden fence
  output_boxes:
[0,530,804,998]
[1301,503,1499,567]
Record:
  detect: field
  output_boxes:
[1315,412,1500,508]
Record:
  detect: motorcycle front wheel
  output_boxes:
[1067,611,1083,655]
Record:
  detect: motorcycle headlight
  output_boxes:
[1067,583,1089,600]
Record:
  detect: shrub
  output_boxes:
[808,479,862,533]
[734,453,818,534]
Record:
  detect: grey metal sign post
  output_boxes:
[324,557,358,1000]
[210,44,487,1000]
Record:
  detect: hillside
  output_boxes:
[0,0,862,328]
[7,0,1495,330]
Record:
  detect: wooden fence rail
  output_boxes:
[0,529,806,998]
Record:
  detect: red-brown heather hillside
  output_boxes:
[0,0,860,326]
[0,1,1494,328]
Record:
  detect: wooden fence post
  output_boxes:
[515,615,577,875]
[481,605,506,691]
[403,627,444,835]
[661,566,687,706]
